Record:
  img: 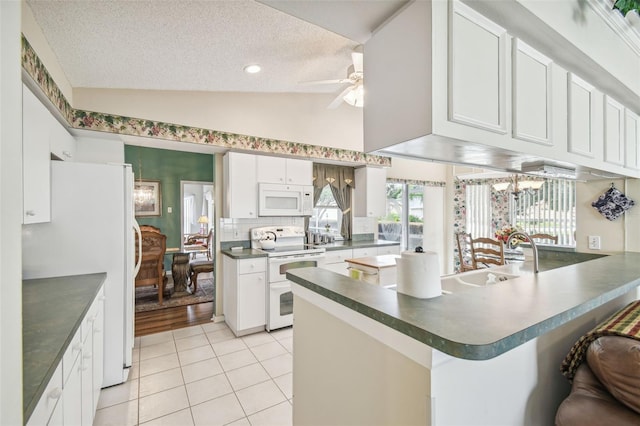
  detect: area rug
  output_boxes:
[135,277,214,312]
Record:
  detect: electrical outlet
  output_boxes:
[233,229,240,238]
[588,235,601,250]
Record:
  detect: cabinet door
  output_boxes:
[222,256,239,334]
[237,272,266,331]
[567,74,597,158]
[224,152,257,218]
[449,1,507,134]
[285,158,312,185]
[92,296,104,414]
[354,167,386,218]
[26,363,63,426]
[257,156,286,183]
[81,328,93,426]
[512,39,552,145]
[626,109,640,170]
[22,84,51,224]
[50,116,76,161]
[63,352,82,426]
[604,96,625,166]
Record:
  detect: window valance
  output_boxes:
[312,163,355,190]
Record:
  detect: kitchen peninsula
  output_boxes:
[287,253,640,425]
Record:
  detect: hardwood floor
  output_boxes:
[135,301,214,337]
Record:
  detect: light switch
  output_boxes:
[167,207,172,213]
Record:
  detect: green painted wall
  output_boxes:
[125,145,215,271]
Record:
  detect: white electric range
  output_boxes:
[250,226,326,331]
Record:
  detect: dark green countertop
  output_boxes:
[23,273,106,422]
[221,239,400,259]
[287,253,640,360]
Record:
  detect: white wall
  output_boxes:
[576,179,627,253]
[73,88,365,152]
[1,2,24,424]
[386,157,448,181]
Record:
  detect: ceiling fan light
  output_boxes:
[343,85,364,107]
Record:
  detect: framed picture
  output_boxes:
[134,180,162,216]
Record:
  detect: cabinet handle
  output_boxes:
[25,210,36,216]
[98,296,106,301]
[94,328,102,333]
[48,388,62,400]
[62,150,72,158]
[73,342,82,353]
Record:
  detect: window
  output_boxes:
[465,184,492,239]
[511,179,576,246]
[380,182,424,250]
[309,185,343,236]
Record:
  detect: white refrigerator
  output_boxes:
[22,161,141,387]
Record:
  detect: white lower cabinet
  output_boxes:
[322,246,400,277]
[322,249,353,276]
[27,286,104,426]
[223,256,267,336]
[27,363,63,426]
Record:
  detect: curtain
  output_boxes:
[310,163,355,239]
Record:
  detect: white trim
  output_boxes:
[590,0,640,56]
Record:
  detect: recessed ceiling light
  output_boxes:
[243,64,261,74]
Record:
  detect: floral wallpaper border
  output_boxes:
[387,177,446,187]
[21,35,391,167]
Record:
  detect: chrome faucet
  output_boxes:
[507,232,538,273]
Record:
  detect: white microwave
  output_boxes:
[258,183,313,216]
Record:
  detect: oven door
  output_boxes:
[268,282,294,331]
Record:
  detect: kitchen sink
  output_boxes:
[455,269,520,286]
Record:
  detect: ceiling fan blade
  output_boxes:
[352,51,363,73]
[328,85,355,109]
[299,78,350,86]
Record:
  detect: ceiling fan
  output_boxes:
[300,47,364,109]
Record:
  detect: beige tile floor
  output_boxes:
[94,322,293,426]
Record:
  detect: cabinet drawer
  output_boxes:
[27,362,63,426]
[377,246,400,255]
[325,249,353,264]
[239,258,266,274]
[352,247,376,258]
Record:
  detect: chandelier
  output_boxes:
[492,175,544,201]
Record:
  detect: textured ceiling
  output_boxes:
[25,0,393,94]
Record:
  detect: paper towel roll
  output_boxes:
[396,250,441,299]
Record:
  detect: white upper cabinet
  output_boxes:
[22,84,51,224]
[567,74,599,159]
[625,109,640,170]
[50,116,76,161]
[223,152,257,218]
[257,156,312,186]
[354,167,386,218]
[449,1,507,134]
[512,40,553,145]
[364,0,639,179]
[603,96,625,166]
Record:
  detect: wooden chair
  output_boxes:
[471,236,505,268]
[189,230,214,293]
[135,230,168,305]
[140,224,161,233]
[456,232,476,272]
[529,233,558,244]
